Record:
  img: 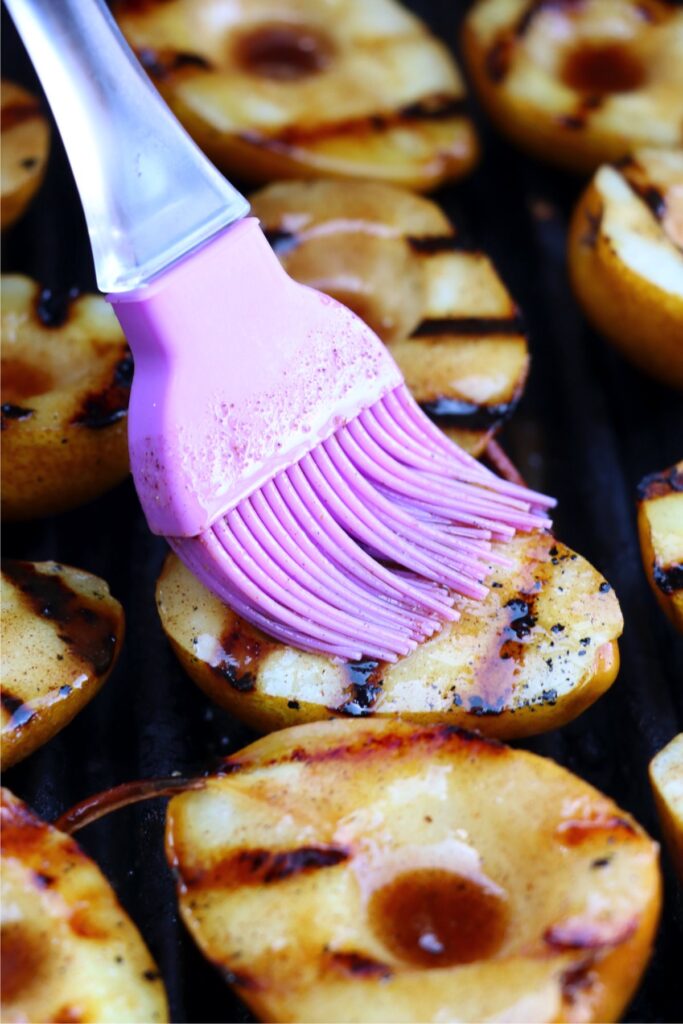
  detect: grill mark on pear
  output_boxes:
[2,561,120,676]
[70,352,132,430]
[637,464,683,502]
[411,315,524,337]
[407,234,476,255]
[180,845,350,890]
[327,950,393,979]
[0,689,36,730]
[652,562,683,595]
[556,93,604,131]
[637,463,683,594]
[1,403,35,428]
[137,47,212,78]
[484,0,585,83]
[207,623,277,693]
[421,397,516,432]
[335,658,385,717]
[36,287,81,329]
[1,101,42,132]
[263,228,477,263]
[216,725,507,778]
[619,161,668,225]
[239,94,468,148]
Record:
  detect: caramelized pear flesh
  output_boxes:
[462,0,683,172]
[1,788,168,1023]
[1,560,124,769]
[114,0,478,190]
[649,733,683,879]
[636,461,683,631]
[157,532,622,739]
[568,150,683,388]
[1,275,131,520]
[167,718,661,1023]
[1,81,49,229]
[251,178,529,455]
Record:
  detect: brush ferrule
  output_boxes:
[6,0,249,293]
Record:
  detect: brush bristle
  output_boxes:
[172,384,554,661]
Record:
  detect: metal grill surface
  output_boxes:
[2,2,682,1020]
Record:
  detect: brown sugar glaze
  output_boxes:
[0,922,45,1003]
[561,43,646,94]
[368,868,508,967]
[1,360,53,403]
[234,23,335,81]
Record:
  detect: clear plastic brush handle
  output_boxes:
[5,0,250,293]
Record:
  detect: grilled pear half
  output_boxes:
[250,179,529,455]
[569,150,683,388]
[649,733,683,880]
[636,461,683,631]
[462,0,683,173]
[1,561,124,769]
[1,81,49,230]
[166,717,661,1024]
[1,275,131,520]
[157,532,622,739]
[1,788,168,1023]
[114,0,478,191]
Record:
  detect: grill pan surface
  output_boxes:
[2,2,682,1021]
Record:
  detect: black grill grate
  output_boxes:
[2,2,682,1021]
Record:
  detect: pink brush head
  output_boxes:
[111,218,554,663]
[7,0,554,664]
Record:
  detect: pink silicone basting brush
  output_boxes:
[8,0,555,662]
